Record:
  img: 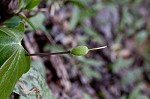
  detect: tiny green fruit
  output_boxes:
[70,46,89,56]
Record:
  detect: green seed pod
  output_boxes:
[70,46,89,56]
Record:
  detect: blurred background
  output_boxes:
[15,0,150,99]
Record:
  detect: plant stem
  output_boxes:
[26,51,70,56]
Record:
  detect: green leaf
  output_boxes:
[67,0,88,9]
[111,57,134,73]
[77,57,103,66]
[4,16,22,27]
[83,93,92,99]
[82,66,101,80]
[0,22,30,98]
[129,84,141,99]
[24,0,41,10]
[82,25,104,43]
[121,68,142,84]
[31,59,46,78]
[68,6,80,31]
[137,95,149,99]
[28,13,45,30]
[135,30,148,45]
[13,63,55,99]
[18,0,24,9]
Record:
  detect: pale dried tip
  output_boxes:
[89,46,107,51]
[50,5,55,16]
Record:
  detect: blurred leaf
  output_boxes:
[127,28,135,36]
[67,0,88,9]
[133,0,142,5]
[0,22,30,98]
[143,62,150,81]
[107,0,130,5]
[122,68,142,84]
[18,0,25,9]
[137,95,149,99]
[92,1,103,11]
[78,57,103,66]
[13,66,55,99]
[31,59,46,78]
[19,14,36,30]
[44,44,65,52]
[133,19,144,30]
[77,35,89,43]
[29,13,45,30]
[24,0,41,10]
[118,0,131,5]
[69,0,97,20]
[68,6,80,31]
[129,84,141,99]
[121,7,133,26]
[82,25,104,43]
[79,9,96,20]
[112,57,134,73]
[82,66,101,80]
[120,95,127,99]
[83,93,92,99]
[135,30,148,45]
[4,16,22,27]
[97,92,105,99]
[40,25,55,43]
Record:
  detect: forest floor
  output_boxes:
[19,0,150,99]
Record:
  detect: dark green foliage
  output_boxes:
[0,23,30,98]
[24,0,41,10]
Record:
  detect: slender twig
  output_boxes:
[26,51,70,56]
[26,46,107,56]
